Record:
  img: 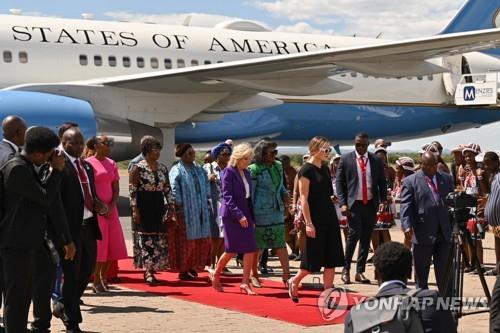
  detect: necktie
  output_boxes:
[358,156,368,205]
[75,159,94,211]
[424,176,440,205]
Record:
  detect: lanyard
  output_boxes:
[424,176,438,194]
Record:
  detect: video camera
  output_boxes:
[445,191,477,210]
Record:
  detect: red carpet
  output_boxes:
[117,258,365,327]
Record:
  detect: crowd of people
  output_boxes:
[1,113,500,332]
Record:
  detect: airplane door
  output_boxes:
[442,55,471,96]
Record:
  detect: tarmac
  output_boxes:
[28,170,496,332]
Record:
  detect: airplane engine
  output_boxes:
[0,91,161,161]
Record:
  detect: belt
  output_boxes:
[82,217,93,226]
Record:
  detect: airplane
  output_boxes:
[176,0,500,147]
[1,0,500,162]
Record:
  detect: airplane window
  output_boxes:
[123,56,131,68]
[137,57,145,68]
[341,73,347,77]
[177,59,185,68]
[204,60,212,65]
[427,75,433,81]
[164,58,172,69]
[363,74,369,78]
[417,75,423,80]
[94,55,102,66]
[406,77,413,80]
[3,51,12,63]
[217,60,224,63]
[150,57,159,69]
[350,72,357,77]
[79,55,88,66]
[18,52,28,64]
[108,56,117,67]
[191,60,199,66]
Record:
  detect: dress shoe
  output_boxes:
[52,301,65,320]
[355,273,371,284]
[65,326,82,333]
[28,328,50,333]
[341,268,351,284]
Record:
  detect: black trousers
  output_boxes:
[1,246,36,333]
[31,243,57,331]
[491,275,500,333]
[344,200,376,274]
[59,224,97,328]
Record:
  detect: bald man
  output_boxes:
[400,152,454,295]
[0,115,27,166]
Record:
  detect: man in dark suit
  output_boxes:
[0,127,64,333]
[400,151,454,294]
[30,164,76,333]
[344,242,457,333]
[0,115,27,333]
[336,132,387,284]
[54,127,102,333]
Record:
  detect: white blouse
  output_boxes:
[241,172,250,199]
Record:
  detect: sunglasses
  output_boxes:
[320,147,332,154]
[267,149,278,156]
[98,140,114,147]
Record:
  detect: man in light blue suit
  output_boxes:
[400,151,454,295]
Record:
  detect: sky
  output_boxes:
[0,0,498,152]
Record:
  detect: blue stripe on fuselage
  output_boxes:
[175,102,500,144]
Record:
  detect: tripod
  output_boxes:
[441,207,491,318]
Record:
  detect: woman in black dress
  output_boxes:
[288,136,345,303]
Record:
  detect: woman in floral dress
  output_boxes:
[129,137,175,285]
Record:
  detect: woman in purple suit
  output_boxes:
[210,143,258,295]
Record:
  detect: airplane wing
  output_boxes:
[7,28,500,126]
[10,27,500,97]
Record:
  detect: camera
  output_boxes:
[445,192,477,210]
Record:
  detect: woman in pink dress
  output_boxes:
[86,135,128,292]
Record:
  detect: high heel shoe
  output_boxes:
[209,270,224,292]
[240,283,257,296]
[282,274,291,287]
[288,278,299,303]
[250,276,261,288]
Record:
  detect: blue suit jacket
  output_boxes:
[219,166,254,223]
[400,170,454,245]
[336,151,387,209]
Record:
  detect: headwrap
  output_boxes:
[175,143,192,157]
[211,142,232,160]
[418,143,438,155]
[396,157,415,172]
[374,147,387,155]
[462,142,481,156]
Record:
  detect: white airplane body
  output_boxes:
[1,0,500,159]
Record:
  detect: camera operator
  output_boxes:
[483,152,500,333]
[458,143,485,274]
[400,152,454,295]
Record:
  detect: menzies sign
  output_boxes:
[455,73,498,106]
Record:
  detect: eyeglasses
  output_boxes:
[319,147,332,154]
